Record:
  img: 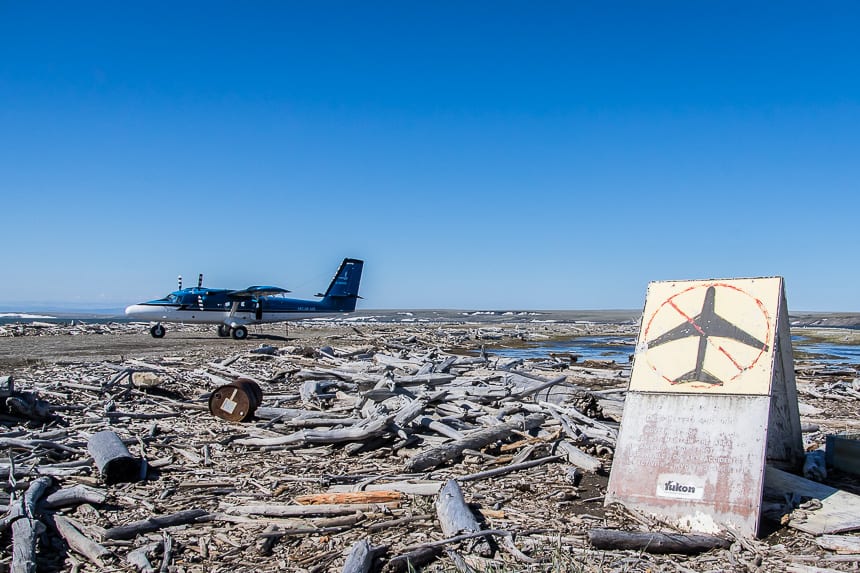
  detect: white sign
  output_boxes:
[606,276,803,537]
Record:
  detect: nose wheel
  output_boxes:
[217,324,231,337]
[150,323,166,338]
[231,325,248,340]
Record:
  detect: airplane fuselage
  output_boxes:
[125,294,351,326]
[125,258,364,339]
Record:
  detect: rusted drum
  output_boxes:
[208,378,263,422]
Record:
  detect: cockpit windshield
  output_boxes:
[150,293,180,304]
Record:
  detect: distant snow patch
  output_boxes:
[0,313,56,319]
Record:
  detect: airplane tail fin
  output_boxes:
[318,258,364,311]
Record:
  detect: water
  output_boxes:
[490,336,637,363]
[794,341,860,364]
[490,336,860,366]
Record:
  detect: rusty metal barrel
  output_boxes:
[208,378,263,422]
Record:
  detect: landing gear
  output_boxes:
[217,324,231,337]
[231,325,248,340]
[150,323,166,338]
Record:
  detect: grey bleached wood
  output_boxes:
[815,534,860,554]
[391,390,448,439]
[254,406,354,420]
[540,401,618,442]
[416,416,465,440]
[11,518,44,573]
[404,413,545,472]
[126,541,160,573]
[8,476,53,573]
[764,466,860,534]
[43,484,108,508]
[457,454,564,482]
[51,514,112,567]
[505,374,569,400]
[234,415,393,447]
[102,508,210,540]
[393,391,447,428]
[393,373,457,386]
[341,539,375,573]
[225,502,395,517]
[556,440,603,473]
[435,479,491,556]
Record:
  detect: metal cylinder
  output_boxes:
[87,430,141,484]
[208,378,263,422]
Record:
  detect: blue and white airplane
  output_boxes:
[125,258,363,339]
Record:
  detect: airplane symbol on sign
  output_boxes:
[647,285,769,385]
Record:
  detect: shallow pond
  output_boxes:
[490,336,860,366]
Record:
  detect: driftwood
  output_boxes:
[342,539,380,573]
[765,466,860,534]
[50,514,112,566]
[556,440,604,473]
[405,414,546,472]
[458,454,563,482]
[295,491,402,505]
[126,541,161,573]
[588,528,731,554]
[3,315,853,572]
[44,484,108,508]
[226,502,399,517]
[385,547,442,572]
[234,415,393,447]
[816,534,860,554]
[103,508,210,540]
[436,479,492,557]
[6,476,53,573]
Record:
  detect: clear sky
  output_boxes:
[1,2,858,311]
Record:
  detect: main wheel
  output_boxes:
[231,325,248,340]
[217,324,231,337]
[150,324,166,338]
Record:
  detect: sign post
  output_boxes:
[606,277,803,537]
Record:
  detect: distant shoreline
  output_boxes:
[1,308,859,328]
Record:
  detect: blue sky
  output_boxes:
[1,2,858,311]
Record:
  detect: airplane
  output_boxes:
[646,285,768,385]
[125,258,363,340]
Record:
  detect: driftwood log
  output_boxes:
[7,476,53,573]
[405,414,545,472]
[435,479,492,557]
[341,539,383,573]
[50,514,112,567]
[588,528,731,554]
[103,508,210,540]
[234,415,393,448]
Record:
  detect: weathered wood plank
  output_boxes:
[765,466,860,534]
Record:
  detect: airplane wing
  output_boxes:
[700,313,769,351]
[227,286,291,299]
[647,319,703,349]
[647,313,768,352]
